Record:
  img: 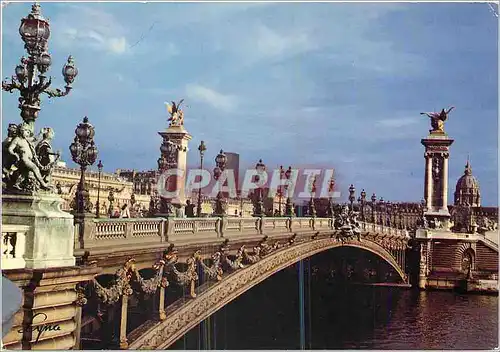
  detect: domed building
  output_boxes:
[454,159,481,207]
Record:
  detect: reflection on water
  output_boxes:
[172,261,498,350]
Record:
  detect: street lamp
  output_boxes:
[96,160,103,218]
[386,200,392,227]
[285,166,294,216]
[254,159,266,216]
[371,193,377,223]
[308,174,317,217]
[327,175,335,217]
[69,116,97,215]
[197,141,207,217]
[2,3,78,134]
[379,197,385,225]
[277,166,284,216]
[157,137,180,216]
[348,184,356,211]
[359,189,366,221]
[214,149,227,216]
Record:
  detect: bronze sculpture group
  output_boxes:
[2,122,60,193]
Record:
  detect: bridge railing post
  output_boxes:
[119,293,130,349]
[124,221,133,239]
[219,217,227,237]
[257,216,263,234]
[309,217,316,230]
[165,218,174,241]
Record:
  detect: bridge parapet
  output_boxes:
[1,224,29,270]
[74,216,409,259]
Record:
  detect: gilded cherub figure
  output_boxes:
[420,107,454,134]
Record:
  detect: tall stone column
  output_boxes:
[158,126,192,206]
[155,101,192,217]
[421,129,454,227]
[441,154,449,211]
[424,155,433,209]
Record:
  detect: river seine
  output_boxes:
[172,262,498,350]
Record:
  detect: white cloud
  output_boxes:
[108,37,127,54]
[376,117,418,128]
[185,84,238,112]
[53,5,129,55]
[254,24,312,60]
[222,23,316,66]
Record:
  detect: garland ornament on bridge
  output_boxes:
[331,204,362,243]
[2,2,78,194]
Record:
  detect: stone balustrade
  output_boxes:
[74,216,410,255]
[1,224,29,270]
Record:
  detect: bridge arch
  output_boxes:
[131,237,407,349]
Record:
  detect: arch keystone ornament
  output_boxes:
[129,236,407,350]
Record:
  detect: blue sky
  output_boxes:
[2,2,498,205]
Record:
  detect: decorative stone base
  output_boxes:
[2,266,101,350]
[424,209,452,230]
[2,193,75,269]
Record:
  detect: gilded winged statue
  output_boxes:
[165,99,184,127]
[420,106,454,134]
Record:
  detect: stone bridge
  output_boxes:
[3,213,497,350]
[72,216,410,349]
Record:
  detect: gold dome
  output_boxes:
[454,159,480,207]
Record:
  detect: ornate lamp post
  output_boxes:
[2,3,78,134]
[348,184,356,211]
[214,150,227,216]
[157,137,181,216]
[378,197,385,226]
[371,193,377,223]
[308,175,317,217]
[284,166,294,216]
[108,190,115,217]
[197,141,207,217]
[327,175,335,217]
[96,160,103,218]
[69,117,97,215]
[359,189,366,221]
[277,165,284,216]
[386,200,392,227]
[254,159,266,216]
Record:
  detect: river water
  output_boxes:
[172,261,498,350]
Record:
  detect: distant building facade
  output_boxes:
[224,152,240,190]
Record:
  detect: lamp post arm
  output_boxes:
[44,85,72,98]
[2,77,22,93]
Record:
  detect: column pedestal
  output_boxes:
[421,133,454,229]
[157,125,192,212]
[2,193,76,269]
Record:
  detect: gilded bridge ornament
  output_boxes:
[420,106,454,134]
[195,250,224,281]
[165,99,184,127]
[332,205,362,243]
[162,246,199,298]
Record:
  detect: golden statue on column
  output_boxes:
[420,106,454,134]
[165,99,185,127]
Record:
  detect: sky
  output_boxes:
[1,2,498,205]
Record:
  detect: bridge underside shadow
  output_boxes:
[129,237,408,349]
[171,247,408,350]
